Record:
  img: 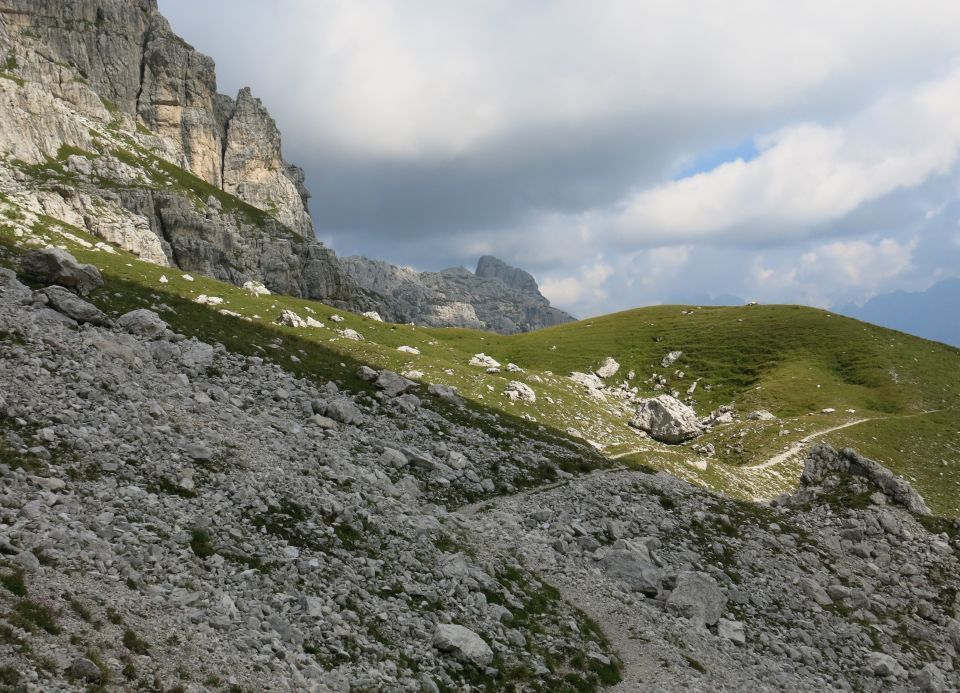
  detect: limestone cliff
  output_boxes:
[340,255,575,334]
[0,0,359,306]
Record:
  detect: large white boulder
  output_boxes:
[504,381,536,403]
[595,357,620,379]
[469,353,500,368]
[433,624,493,666]
[629,395,702,443]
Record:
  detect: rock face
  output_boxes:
[629,395,703,443]
[0,0,366,309]
[340,255,575,334]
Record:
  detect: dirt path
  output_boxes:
[745,417,872,471]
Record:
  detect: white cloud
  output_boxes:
[614,65,960,243]
[540,261,613,312]
[801,238,916,286]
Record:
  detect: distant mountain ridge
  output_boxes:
[341,255,575,334]
[835,278,960,347]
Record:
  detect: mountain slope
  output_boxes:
[4,208,957,516]
[836,278,960,348]
[3,233,960,691]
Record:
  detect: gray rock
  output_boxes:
[504,381,536,403]
[718,618,746,645]
[629,395,703,443]
[36,286,111,326]
[866,652,905,678]
[21,248,103,296]
[915,663,946,692]
[433,623,493,666]
[595,357,620,379]
[800,445,932,515]
[69,657,102,682]
[661,350,683,368]
[0,268,31,302]
[600,547,662,596]
[427,383,461,403]
[375,370,417,398]
[325,400,364,425]
[356,366,378,382]
[117,309,168,339]
[666,571,727,625]
[13,551,40,572]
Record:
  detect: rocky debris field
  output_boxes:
[0,258,959,693]
[464,458,960,692]
[0,267,615,692]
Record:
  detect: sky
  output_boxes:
[159,1,960,319]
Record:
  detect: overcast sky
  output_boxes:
[159,1,960,318]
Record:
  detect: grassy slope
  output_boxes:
[2,181,958,516]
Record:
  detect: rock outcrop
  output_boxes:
[340,255,575,334]
[783,444,933,515]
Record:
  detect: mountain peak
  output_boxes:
[475,255,539,293]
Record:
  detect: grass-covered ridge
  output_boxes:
[1,201,958,516]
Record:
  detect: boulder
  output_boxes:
[595,357,620,379]
[427,383,461,403]
[569,371,606,398]
[747,410,776,421]
[433,624,493,666]
[504,381,536,403]
[361,311,383,322]
[469,353,500,368]
[117,309,168,340]
[397,345,420,355]
[665,571,727,625]
[375,370,417,397]
[69,657,102,682]
[242,280,271,296]
[0,268,31,302]
[600,546,662,596]
[325,400,364,426]
[21,247,103,296]
[36,286,111,326]
[629,395,703,443]
[356,366,378,382]
[661,350,683,368]
[718,618,746,645]
[276,310,307,328]
[866,652,906,678]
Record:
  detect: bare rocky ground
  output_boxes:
[2,257,960,692]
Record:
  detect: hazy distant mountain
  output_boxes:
[835,279,960,347]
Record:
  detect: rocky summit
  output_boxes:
[340,255,574,334]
